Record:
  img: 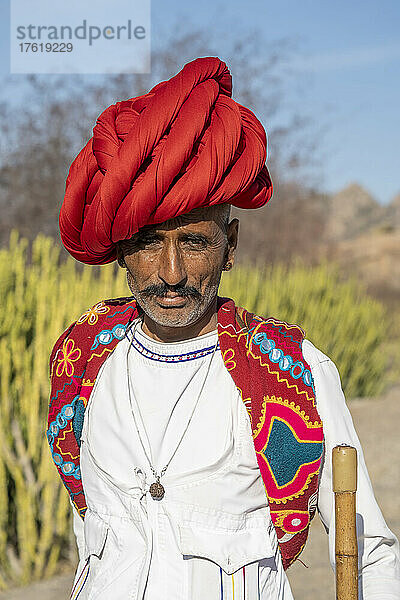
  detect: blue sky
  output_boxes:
[1,0,399,203]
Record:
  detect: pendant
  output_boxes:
[149,479,165,500]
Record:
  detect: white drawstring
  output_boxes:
[133,467,149,503]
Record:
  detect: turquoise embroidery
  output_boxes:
[252,331,313,388]
[263,419,323,487]
[73,398,85,448]
[91,324,127,350]
[47,396,82,480]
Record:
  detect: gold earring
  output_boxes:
[224,262,232,271]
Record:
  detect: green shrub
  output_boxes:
[221,261,395,398]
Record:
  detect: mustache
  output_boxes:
[139,283,202,300]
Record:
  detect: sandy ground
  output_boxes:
[2,388,399,600]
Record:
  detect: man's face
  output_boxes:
[119,207,238,329]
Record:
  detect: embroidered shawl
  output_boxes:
[47,296,324,569]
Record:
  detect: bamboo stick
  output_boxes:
[332,445,358,600]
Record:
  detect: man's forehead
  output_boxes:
[143,213,217,233]
[138,205,230,234]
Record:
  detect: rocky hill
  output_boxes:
[385,193,400,228]
[324,183,385,241]
[321,184,400,304]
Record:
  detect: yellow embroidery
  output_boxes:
[56,339,81,378]
[77,301,110,326]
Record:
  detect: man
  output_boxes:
[47,57,399,599]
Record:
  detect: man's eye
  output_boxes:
[182,237,207,248]
[139,236,162,247]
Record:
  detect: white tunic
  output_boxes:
[69,320,400,600]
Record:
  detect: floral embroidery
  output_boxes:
[77,301,110,326]
[56,339,81,378]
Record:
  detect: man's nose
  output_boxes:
[158,241,187,287]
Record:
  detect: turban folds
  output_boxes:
[60,56,273,264]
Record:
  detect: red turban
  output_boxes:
[60,56,273,264]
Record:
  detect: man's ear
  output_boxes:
[116,244,126,268]
[226,218,239,267]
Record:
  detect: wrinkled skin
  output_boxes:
[117,206,239,342]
